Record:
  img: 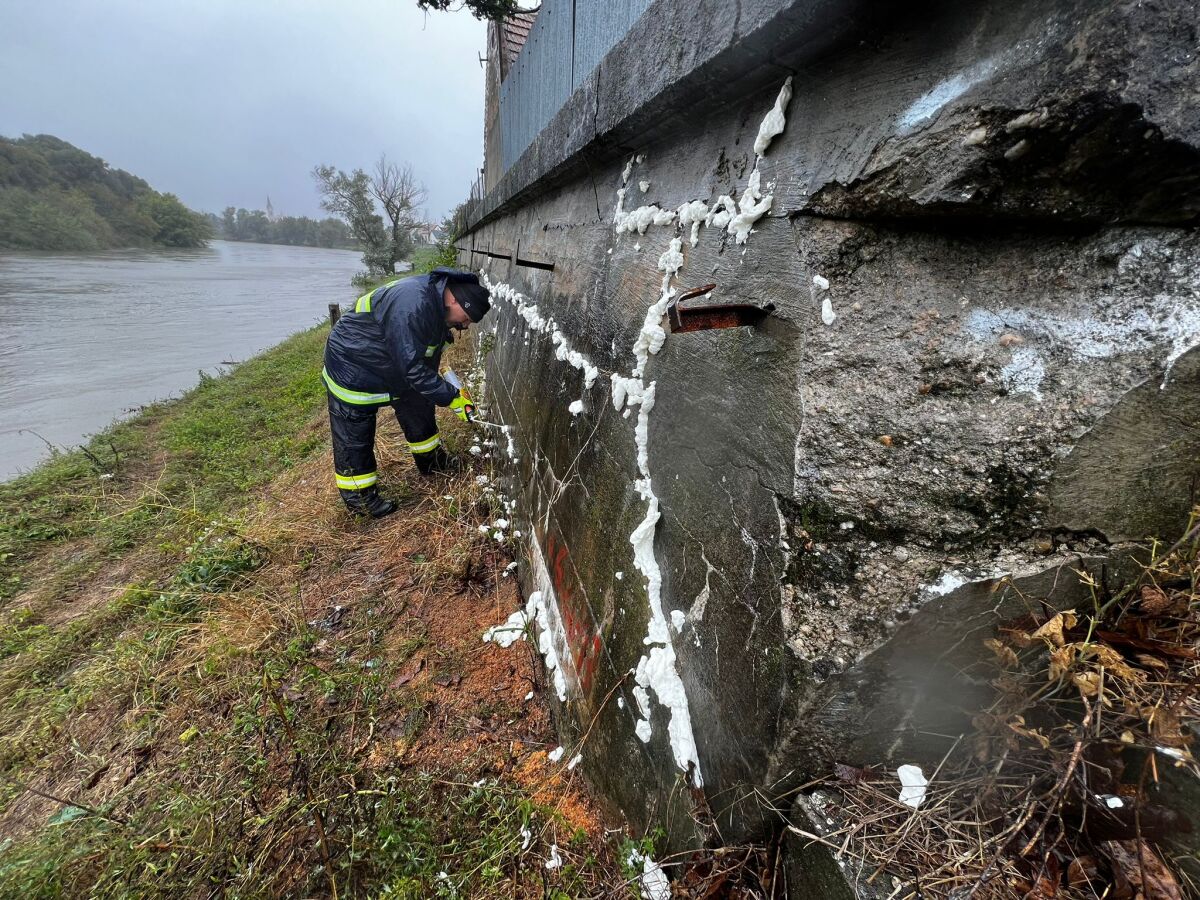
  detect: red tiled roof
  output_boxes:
[501,8,538,67]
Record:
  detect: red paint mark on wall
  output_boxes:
[545,532,603,696]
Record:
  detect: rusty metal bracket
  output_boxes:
[667,284,774,333]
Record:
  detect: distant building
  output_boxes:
[410,222,448,246]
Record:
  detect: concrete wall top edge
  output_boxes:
[466,0,879,234]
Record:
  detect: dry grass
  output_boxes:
[0,337,631,898]
[794,512,1200,900]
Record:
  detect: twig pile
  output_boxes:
[807,514,1200,899]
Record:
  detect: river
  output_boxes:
[0,240,361,480]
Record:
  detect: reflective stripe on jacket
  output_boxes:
[323,268,481,407]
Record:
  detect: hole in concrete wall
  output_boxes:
[515,257,555,271]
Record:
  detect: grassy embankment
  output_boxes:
[0,319,631,897]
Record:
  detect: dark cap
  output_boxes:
[451,281,491,322]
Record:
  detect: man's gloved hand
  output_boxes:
[450,393,475,422]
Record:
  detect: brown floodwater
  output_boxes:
[0,239,360,480]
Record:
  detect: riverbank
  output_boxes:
[0,326,630,896]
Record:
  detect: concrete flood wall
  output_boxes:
[460,0,1200,853]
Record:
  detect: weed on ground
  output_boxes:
[0,330,633,897]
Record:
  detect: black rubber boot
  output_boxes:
[414,446,459,476]
[342,488,398,519]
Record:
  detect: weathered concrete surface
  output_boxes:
[784,790,891,900]
[461,0,1200,862]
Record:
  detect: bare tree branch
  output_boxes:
[370,155,426,264]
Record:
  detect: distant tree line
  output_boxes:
[0,134,211,251]
[210,207,359,250]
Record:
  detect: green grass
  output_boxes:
[407,244,457,275]
[0,330,627,897]
[0,325,328,604]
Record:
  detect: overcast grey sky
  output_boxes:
[0,0,486,221]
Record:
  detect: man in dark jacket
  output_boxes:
[323,267,491,518]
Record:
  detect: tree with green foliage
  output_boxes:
[313,157,426,280]
[214,205,357,250]
[137,193,212,248]
[0,134,209,251]
[369,155,423,267]
[415,0,520,19]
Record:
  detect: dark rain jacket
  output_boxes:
[323,267,481,407]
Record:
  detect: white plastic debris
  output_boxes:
[897,764,929,808]
[567,754,582,771]
[548,745,565,763]
[520,826,532,850]
[640,854,672,900]
[813,274,830,291]
[545,844,562,870]
[523,690,534,701]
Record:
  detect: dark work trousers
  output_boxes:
[327,388,444,507]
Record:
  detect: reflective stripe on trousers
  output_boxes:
[407,434,441,454]
[335,471,378,491]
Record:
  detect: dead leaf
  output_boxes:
[1049,646,1075,681]
[1096,630,1199,660]
[1066,855,1098,887]
[985,638,1020,668]
[390,657,424,689]
[1104,840,1184,900]
[834,762,875,785]
[1136,653,1171,673]
[1000,627,1035,649]
[1073,671,1103,697]
[1145,706,1186,746]
[1138,585,1173,615]
[1033,611,1077,648]
[1007,714,1052,750]
[1084,644,1147,684]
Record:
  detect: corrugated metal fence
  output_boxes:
[499,0,653,174]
